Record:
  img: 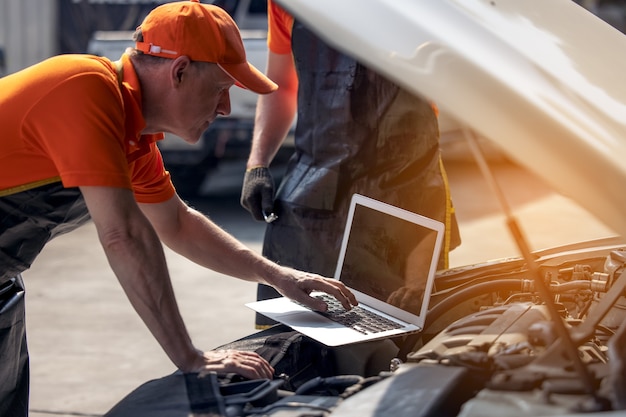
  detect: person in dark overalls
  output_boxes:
[241,1,461,329]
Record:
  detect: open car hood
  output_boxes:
[275,0,626,239]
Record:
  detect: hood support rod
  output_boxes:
[462,128,598,399]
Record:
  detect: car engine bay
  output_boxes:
[242,242,626,417]
[106,240,626,417]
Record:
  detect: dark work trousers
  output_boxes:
[0,275,29,417]
[0,183,89,416]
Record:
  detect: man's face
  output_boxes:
[168,61,234,143]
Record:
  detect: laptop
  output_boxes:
[246,194,444,346]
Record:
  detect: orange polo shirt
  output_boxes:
[0,53,175,203]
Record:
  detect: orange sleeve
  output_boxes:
[267,0,294,54]
[130,143,176,204]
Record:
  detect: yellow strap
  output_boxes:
[439,155,454,270]
[113,59,124,87]
[0,177,62,197]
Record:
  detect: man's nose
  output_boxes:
[217,90,231,116]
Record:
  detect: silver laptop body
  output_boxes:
[247,194,444,346]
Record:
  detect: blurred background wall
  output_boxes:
[0,0,56,75]
[0,0,163,76]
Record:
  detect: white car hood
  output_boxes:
[276,0,626,238]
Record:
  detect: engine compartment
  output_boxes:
[105,243,626,417]
[325,244,626,417]
[270,244,626,416]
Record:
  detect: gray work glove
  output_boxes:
[241,167,276,222]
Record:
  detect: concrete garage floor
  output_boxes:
[24,153,616,417]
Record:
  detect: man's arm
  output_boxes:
[80,186,274,379]
[240,51,298,220]
[247,51,298,169]
[138,193,357,311]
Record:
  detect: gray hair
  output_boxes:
[128,27,172,65]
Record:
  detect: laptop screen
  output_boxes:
[338,200,440,316]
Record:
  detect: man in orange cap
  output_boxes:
[0,1,356,415]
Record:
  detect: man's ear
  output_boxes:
[170,56,192,86]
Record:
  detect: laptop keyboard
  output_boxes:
[312,293,404,335]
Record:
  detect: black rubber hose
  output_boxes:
[425,279,525,330]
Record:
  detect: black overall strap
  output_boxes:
[0,182,89,281]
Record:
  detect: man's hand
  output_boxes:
[241,167,275,222]
[190,349,275,380]
[270,267,359,312]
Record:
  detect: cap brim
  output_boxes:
[219,62,277,94]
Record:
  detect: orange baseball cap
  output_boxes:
[135,0,277,94]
